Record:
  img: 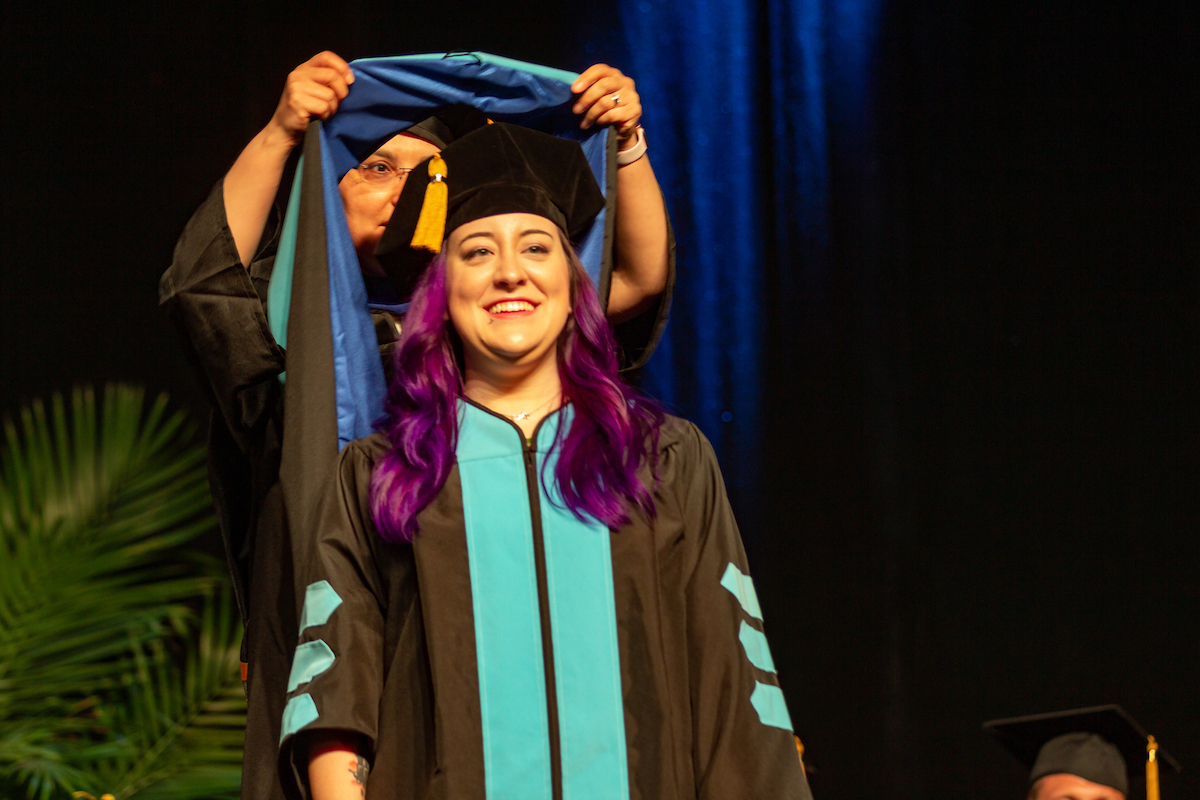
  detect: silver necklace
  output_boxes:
[508,395,559,422]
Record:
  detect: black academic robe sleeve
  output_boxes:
[158,178,285,451]
[278,439,391,797]
[676,424,812,800]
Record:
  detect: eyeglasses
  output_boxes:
[354,161,415,186]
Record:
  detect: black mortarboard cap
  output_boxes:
[984,705,1180,796]
[403,104,490,149]
[375,121,605,300]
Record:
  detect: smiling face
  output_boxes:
[339,132,441,275]
[445,212,573,380]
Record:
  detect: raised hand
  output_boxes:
[269,51,356,146]
[571,64,642,145]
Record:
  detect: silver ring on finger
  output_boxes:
[611,93,622,106]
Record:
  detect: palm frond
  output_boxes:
[90,587,245,800]
[0,385,246,800]
[1,386,214,689]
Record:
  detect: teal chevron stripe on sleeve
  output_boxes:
[287,640,336,692]
[738,621,777,673]
[720,562,763,620]
[280,694,320,742]
[750,682,793,731]
[298,580,343,636]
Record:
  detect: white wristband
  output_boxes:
[616,126,648,166]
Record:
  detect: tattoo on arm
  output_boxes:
[347,755,369,798]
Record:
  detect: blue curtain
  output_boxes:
[619,0,884,517]
[620,5,916,795]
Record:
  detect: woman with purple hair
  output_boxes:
[278,123,812,800]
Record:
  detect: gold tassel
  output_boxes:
[1147,736,1160,800]
[410,154,448,252]
[795,735,806,775]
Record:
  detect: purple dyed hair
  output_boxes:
[370,244,665,542]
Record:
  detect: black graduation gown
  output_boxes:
[158,180,675,800]
[159,179,295,800]
[280,403,811,800]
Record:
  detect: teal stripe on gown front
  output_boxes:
[456,402,630,799]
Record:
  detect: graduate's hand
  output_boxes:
[571,64,642,146]
[269,51,356,148]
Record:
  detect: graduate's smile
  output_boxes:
[485,299,538,318]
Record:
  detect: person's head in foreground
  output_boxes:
[369,122,663,541]
[985,705,1179,800]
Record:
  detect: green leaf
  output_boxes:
[0,385,246,799]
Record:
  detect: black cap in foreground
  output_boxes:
[375,121,604,300]
[984,705,1180,796]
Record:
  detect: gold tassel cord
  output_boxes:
[1146,736,1160,800]
[410,154,449,252]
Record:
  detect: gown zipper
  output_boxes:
[523,432,563,800]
